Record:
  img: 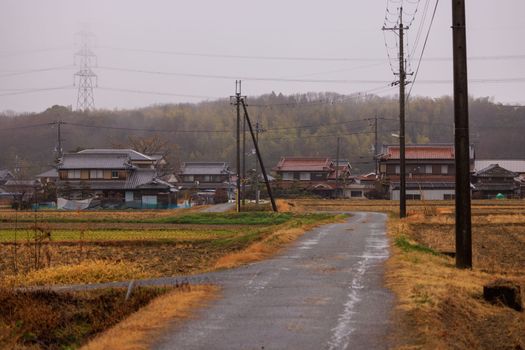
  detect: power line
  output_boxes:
[407,0,440,100]
[98,86,220,99]
[0,85,73,97]
[96,45,525,63]
[0,65,73,78]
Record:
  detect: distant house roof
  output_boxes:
[0,169,14,180]
[475,160,525,173]
[474,164,518,178]
[380,144,475,160]
[180,162,231,176]
[274,157,333,172]
[36,168,58,178]
[58,153,133,169]
[3,179,40,187]
[78,149,154,162]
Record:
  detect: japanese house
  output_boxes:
[378,144,475,200]
[472,163,520,199]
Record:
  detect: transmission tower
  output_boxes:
[74,30,97,111]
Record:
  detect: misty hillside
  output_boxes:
[1,93,524,176]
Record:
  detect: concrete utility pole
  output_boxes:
[383,7,409,218]
[335,137,340,198]
[398,7,407,219]
[452,0,472,268]
[54,120,64,163]
[255,120,265,205]
[242,111,246,206]
[230,81,245,213]
[374,115,379,174]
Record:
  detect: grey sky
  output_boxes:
[0,0,524,112]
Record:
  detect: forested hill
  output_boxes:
[1,93,524,176]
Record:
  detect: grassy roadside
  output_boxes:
[81,285,219,350]
[387,217,525,349]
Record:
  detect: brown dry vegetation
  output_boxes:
[82,285,219,350]
[0,286,174,350]
[286,199,525,350]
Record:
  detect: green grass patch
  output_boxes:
[153,212,294,225]
[395,235,438,255]
[0,228,239,242]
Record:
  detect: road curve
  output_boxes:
[153,212,393,350]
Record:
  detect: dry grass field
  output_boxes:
[286,198,525,350]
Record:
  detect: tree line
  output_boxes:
[0,93,523,178]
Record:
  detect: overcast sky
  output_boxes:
[0,0,524,112]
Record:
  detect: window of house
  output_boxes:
[299,172,311,181]
[111,171,119,179]
[405,194,421,200]
[282,172,293,181]
[184,175,194,182]
[67,170,81,179]
[441,165,448,174]
[444,194,455,200]
[90,170,103,179]
[425,165,432,174]
[395,165,400,174]
[351,191,362,198]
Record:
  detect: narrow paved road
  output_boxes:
[154,212,393,350]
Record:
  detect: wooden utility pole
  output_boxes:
[374,115,379,174]
[452,0,472,268]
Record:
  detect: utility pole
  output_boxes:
[54,120,64,163]
[242,107,246,206]
[383,7,409,218]
[335,137,340,199]
[255,120,266,205]
[452,0,472,268]
[241,100,278,212]
[230,81,245,213]
[374,115,379,174]
[74,30,97,111]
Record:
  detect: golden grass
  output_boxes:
[214,214,345,269]
[214,227,304,269]
[81,285,219,350]
[386,217,525,349]
[4,260,152,287]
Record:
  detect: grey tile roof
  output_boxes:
[180,162,231,175]
[0,169,14,180]
[59,170,173,191]
[36,168,58,178]
[475,160,525,173]
[59,153,133,169]
[78,149,153,161]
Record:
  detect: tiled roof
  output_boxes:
[474,163,518,177]
[383,144,455,160]
[274,157,333,172]
[36,168,58,178]
[0,169,14,180]
[180,162,231,175]
[78,149,153,162]
[59,153,133,169]
[475,160,525,173]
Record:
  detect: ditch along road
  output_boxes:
[154,211,393,350]
[53,211,393,349]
